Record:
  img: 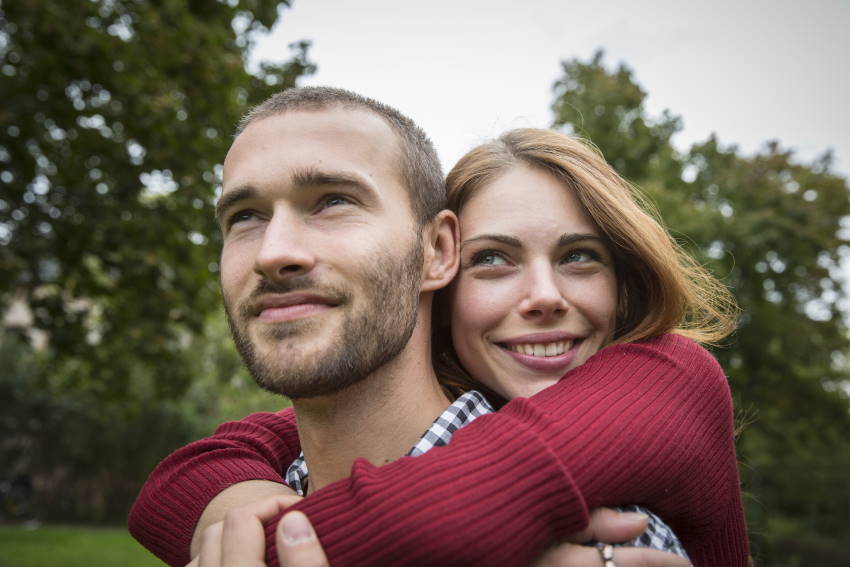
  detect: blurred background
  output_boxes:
[1,1,848,565]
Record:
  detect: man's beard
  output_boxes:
[223,236,424,399]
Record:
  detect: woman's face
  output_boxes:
[450,164,618,399]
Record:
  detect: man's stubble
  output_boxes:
[223,235,425,399]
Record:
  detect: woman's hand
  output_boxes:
[186,494,329,567]
[531,508,692,567]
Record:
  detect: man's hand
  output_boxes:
[531,508,692,566]
[191,480,298,557]
[274,511,329,567]
[186,494,329,567]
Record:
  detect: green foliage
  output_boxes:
[0,0,310,522]
[0,0,313,398]
[1,314,286,523]
[551,51,850,565]
[552,50,682,183]
[0,524,161,567]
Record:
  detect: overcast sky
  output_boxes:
[251,0,850,285]
[253,0,849,177]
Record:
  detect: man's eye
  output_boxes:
[321,195,352,209]
[227,210,257,227]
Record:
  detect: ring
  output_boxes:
[596,543,616,567]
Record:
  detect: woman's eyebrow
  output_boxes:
[557,233,605,247]
[461,234,522,249]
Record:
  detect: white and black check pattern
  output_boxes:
[616,505,689,559]
[285,391,493,495]
[406,390,493,456]
[284,390,688,560]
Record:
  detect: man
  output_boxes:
[129,87,689,566]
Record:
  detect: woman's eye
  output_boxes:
[471,251,509,266]
[563,249,598,264]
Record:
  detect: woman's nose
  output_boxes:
[519,264,568,321]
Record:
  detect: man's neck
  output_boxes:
[291,326,450,494]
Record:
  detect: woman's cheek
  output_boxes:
[451,277,487,340]
[454,277,514,335]
[574,274,618,340]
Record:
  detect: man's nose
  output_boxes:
[518,263,568,321]
[253,212,316,281]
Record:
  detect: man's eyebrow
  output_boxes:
[215,185,257,224]
[290,167,371,191]
[215,168,376,224]
[461,234,523,249]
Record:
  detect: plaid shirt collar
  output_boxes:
[285,390,493,496]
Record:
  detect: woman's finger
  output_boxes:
[532,542,692,567]
[276,511,330,567]
[565,507,649,544]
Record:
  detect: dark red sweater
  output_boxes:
[129,334,748,566]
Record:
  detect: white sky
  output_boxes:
[251,0,850,286]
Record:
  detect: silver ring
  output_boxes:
[596,543,616,567]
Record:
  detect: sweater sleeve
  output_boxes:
[264,334,748,566]
[128,407,302,567]
[129,334,748,567]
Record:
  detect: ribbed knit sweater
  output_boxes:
[129,334,749,566]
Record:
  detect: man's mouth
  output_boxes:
[250,293,342,323]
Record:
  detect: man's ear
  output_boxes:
[421,209,459,293]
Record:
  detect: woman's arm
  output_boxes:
[130,334,748,567]
[128,407,302,567]
[264,334,747,566]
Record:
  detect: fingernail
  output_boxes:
[621,511,649,522]
[279,511,315,546]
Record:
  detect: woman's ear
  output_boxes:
[421,210,460,292]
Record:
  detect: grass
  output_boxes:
[0,524,162,567]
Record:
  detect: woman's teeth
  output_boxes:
[506,341,573,357]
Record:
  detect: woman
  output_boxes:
[130,129,747,566]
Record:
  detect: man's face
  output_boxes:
[218,107,424,399]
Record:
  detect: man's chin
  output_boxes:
[249,365,363,400]
[250,316,323,342]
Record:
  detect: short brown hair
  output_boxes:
[237,86,445,225]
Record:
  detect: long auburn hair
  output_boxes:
[434,128,739,402]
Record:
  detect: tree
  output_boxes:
[551,51,850,565]
[0,0,313,522]
[0,0,313,398]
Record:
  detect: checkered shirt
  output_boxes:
[285,390,493,496]
[614,505,689,559]
[284,390,688,559]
